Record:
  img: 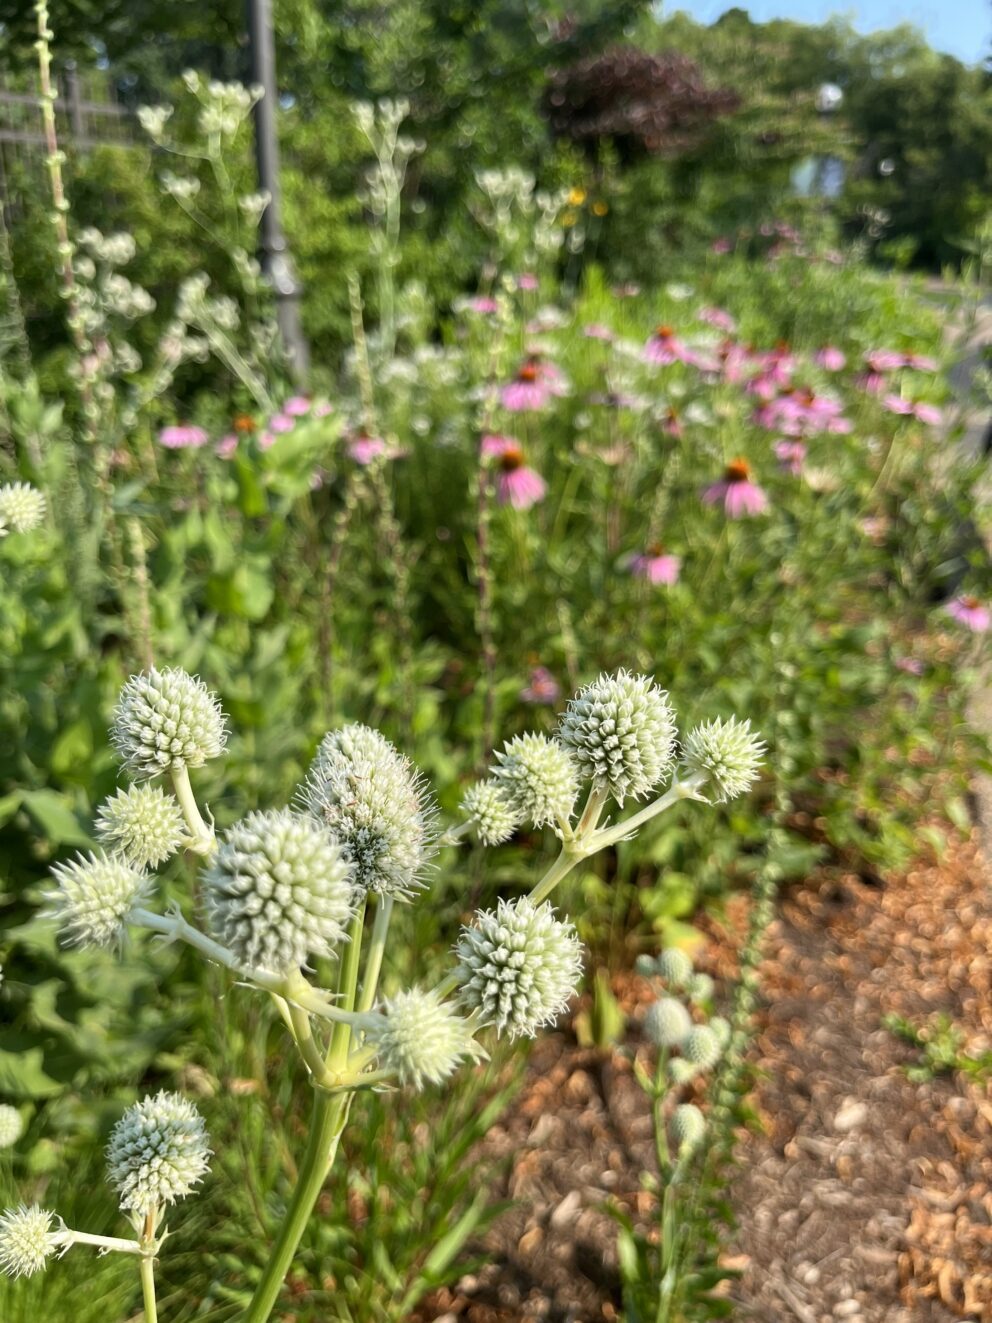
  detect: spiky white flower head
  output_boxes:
[106,1091,210,1216]
[369,987,484,1090]
[0,1206,61,1278]
[454,897,583,1039]
[45,851,150,949]
[0,483,45,536]
[668,1058,699,1084]
[687,972,715,1004]
[657,948,693,987]
[671,1103,705,1156]
[95,784,186,869]
[683,1024,721,1070]
[299,724,436,898]
[461,780,521,846]
[710,1016,731,1049]
[644,996,692,1049]
[491,733,579,832]
[203,809,353,975]
[558,670,677,805]
[681,717,765,803]
[0,1106,22,1148]
[111,667,228,780]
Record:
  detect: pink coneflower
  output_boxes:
[711,237,731,254]
[215,434,239,459]
[348,434,388,465]
[257,429,277,451]
[517,273,538,291]
[500,356,565,411]
[702,458,769,518]
[718,341,753,384]
[946,595,990,633]
[583,323,613,340]
[159,424,209,450]
[882,394,914,415]
[858,371,886,395]
[895,656,924,675]
[914,402,943,426]
[661,407,682,438]
[865,349,906,373]
[468,296,499,314]
[284,396,311,416]
[905,353,938,372]
[643,325,694,366]
[699,306,736,333]
[629,545,681,585]
[268,412,296,434]
[481,435,546,509]
[520,666,561,705]
[774,439,806,475]
[815,346,846,371]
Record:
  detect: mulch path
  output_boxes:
[417,835,992,1323]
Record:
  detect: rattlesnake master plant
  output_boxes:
[11,664,761,1321]
[0,482,45,536]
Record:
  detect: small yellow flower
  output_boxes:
[592,200,608,217]
[561,210,578,228]
[567,186,587,206]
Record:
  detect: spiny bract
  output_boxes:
[111,667,228,780]
[0,1205,60,1278]
[681,716,765,803]
[368,987,484,1090]
[45,851,150,949]
[95,783,186,869]
[558,670,676,805]
[454,896,583,1039]
[203,808,353,975]
[461,779,521,846]
[490,733,579,832]
[106,1091,211,1216]
[299,723,435,898]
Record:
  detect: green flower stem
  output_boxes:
[528,845,584,907]
[139,1208,158,1323]
[436,820,473,849]
[169,764,215,854]
[59,1229,143,1255]
[584,773,709,856]
[356,895,393,1015]
[243,1087,349,1323]
[328,899,367,1070]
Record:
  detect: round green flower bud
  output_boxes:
[681,716,765,803]
[644,996,692,1049]
[461,779,520,846]
[454,896,583,1039]
[106,1091,211,1216]
[491,733,579,832]
[0,1106,22,1149]
[203,809,353,975]
[45,851,150,950]
[0,1205,60,1278]
[369,987,484,1090]
[671,1103,705,1156]
[95,784,186,869]
[299,724,436,898]
[683,1024,721,1070]
[558,670,677,805]
[111,667,228,780]
[657,948,693,987]
[0,483,45,536]
[687,972,715,1005]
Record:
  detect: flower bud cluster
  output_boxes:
[106,1091,211,1216]
[45,851,150,950]
[111,667,227,780]
[95,784,186,869]
[0,482,45,536]
[460,779,521,846]
[491,733,578,832]
[368,988,484,1090]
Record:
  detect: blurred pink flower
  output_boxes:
[500,357,564,412]
[946,595,990,633]
[702,459,768,518]
[630,547,681,585]
[914,402,943,425]
[865,349,906,372]
[815,346,846,371]
[883,394,914,415]
[858,371,886,395]
[258,429,277,451]
[517,273,538,291]
[314,401,334,417]
[159,424,209,450]
[482,435,546,509]
[699,306,736,332]
[774,439,806,475]
[711,237,731,254]
[905,353,938,372]
[895,656,924,675]
[215,434,239,459]
[583,323,613,340]
[468,296,499,313]
[284,396,311,416]
[348,435,388,464]
[268,412,295,433]
[643,325,696,366]
[520,666,561,704]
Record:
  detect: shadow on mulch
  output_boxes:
[416,836,992,1323]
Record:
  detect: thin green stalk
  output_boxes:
[328,900,367,1069]
[169,764,215,854]
[139,1209,158,1323]
[356,896,393,1015]
[586,774,709,855]
[528,845,583,906]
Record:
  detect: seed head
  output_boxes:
[656,947,693,987]
[45,851,150,950]
[0,1106,22,1148]
[0,483,45,536]
[461,780,521,846]
[454,897,583,1038]
[491,733,579,831]
[683,1024,721,1069]
[111,668,228,780]
[368,987,484,1089]
[95,784,186,869]
[299,724,436,898]
[0,1206,61,1278]
[559,670,677,805]
[644,996,692,1049]
[671,1103,705,1155]
[106,1091,211,1216]
[203,809,353,975]
[681,716,765,802]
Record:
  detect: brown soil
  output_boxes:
[417,836,992,1323]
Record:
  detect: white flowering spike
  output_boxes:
[299,724,436,898]
[203,809,353,975]
[558,670,677,805]
[0,1105,22,1148]
[369,987,484,1090]
[644,996,692,1049]
[671,1103,706,1155]
[45,851,150,949]
[106,1091,210,1216]
[0,483,45,536]
[681,717,765,803]
[491,733,579,832]
[0,1205,61,1278]
[687,972,715,1004]
[657,947,693,987]
[683,1024,721,1070]
[454,897,583,1039]
[111,667,228,780]
[95,784,186,869]
[461,780,521,846]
